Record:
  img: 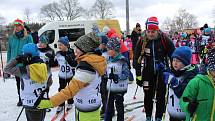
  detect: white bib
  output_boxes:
[39,51,52,76]
[201,35,210,45]
[74,72,101,112]
[20,74,47,107]
[55,54,73,79]
[167,88,185,119]
[106,61,128,92]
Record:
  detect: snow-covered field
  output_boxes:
[0,52,169,121]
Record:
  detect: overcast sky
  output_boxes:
[0,0,215,30]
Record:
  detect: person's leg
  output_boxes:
[100,76,108,116]
[105,93,115,121]
[15,76,22,106]
[115,93,124,121]
[144,86,154,120]
[66,78,74,105]
[76,109,100,121]
[25,108,46,121]
[58,78,67,108]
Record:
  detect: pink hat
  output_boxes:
[145,16,159,30]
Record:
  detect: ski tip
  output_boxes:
[133,97,136,100]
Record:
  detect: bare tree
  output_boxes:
[24,8,31,23]
[40,0,85,21]
[172,9,198,31]
[40,2,64,21]
[91,0,114,19]
[83,8,94,20]
[61,0,85,20]
[161,17,172,31]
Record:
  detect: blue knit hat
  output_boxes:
[58,36,69,46]
[171,46,192,66]
[22,43,39,57]
[204,27,211,33]
[180,33,187,38]
[101,35,109,45]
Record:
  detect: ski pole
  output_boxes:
[104,67,114,121]
[162,75,174,121]
[133,85,138,99]
[0,44,5,82]
[16,107,24,121]
[62,62,68,121]
[152,40,157,120]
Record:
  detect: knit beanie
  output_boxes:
[208,49,215,71]
[22,43,39,57]
[106,37,121,52]
[136,23,141,28]
[74,32,100,53]
[13,19,24,26]
[145,16,159,30]
[204,27,211,33]
[58,36,69,46]
[171,46,192,66]
[180,33,187,38]
[107,29,118,38]
[101,35,109,45]
[39,35,49,44]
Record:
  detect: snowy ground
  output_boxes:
[0,52,169,121]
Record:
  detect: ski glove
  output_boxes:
[15,54,32,64]
[163,72,179,87]
[188,101,199,117]
[136,76,143,87]
[37,99,53,109]
[45,53,53,59]
[109,72,119,84]
[155,62,165,71]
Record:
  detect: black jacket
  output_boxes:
[134,32,175,80]
[38,46,55,67]
[131,28,141,51]
[171,65,199,98]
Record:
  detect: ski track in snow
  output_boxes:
[0,52,169,121]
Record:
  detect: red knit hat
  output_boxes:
[13,19,24,26]
[145,16,159,30]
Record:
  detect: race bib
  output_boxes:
[167,89,185,119]
[56,55,73,79]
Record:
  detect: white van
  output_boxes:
[38,20,121,51]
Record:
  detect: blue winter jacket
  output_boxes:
[7,34,33,63]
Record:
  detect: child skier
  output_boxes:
[105,37,130,121]
[54,36,77,113]
[163,46,199,121]
[99,35,109,118]
[4,43,49,121]
[180,33,189,46]
[179,48,215,121]
[37,32,106,121]
[37,35,55,86]
[37,35,55,112]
